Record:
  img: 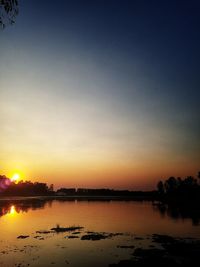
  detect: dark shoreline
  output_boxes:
[0,195,156,202]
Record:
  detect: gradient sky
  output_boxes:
[0,0,200,189]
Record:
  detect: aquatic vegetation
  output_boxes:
[81,233,108,241]
[17,235,29,239]
[51,224,84,233]
[36,230,52,234]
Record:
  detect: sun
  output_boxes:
[11,173,20,183]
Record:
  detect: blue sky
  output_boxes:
[0,0,200,189]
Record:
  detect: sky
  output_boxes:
[0,0,200,190]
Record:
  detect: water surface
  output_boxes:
[0,199,199,267]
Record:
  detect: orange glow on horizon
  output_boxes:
[2,158,199,190]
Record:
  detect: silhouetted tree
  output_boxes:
[0,0,19,28]
[183,176,197,187]
[0,177,55,196]
[157,181,165,195]
[49,184,54,192]
[198,171,200,184]
[164,177,177,195]
[157,173,200,202]
[177,177,182,186]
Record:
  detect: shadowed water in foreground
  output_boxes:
[0,198,199,267]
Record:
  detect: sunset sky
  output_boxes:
[0,0,200,190]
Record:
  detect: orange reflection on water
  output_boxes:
[7,205,17,217]
[0,200,199,239]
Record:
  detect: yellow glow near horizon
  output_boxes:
[11,173,20,183]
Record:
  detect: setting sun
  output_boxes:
[11,173,20,183]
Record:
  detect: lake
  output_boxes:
[0,198,200,267]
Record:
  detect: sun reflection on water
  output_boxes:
[7,205,17,217]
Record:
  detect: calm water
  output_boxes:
[0,198,199,267]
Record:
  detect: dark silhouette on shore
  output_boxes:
[56,187,156,198]
[155,172,200,226]
[1,172,200,202]
[0,175,54,196]
[0,174,156,198]
[157,172,200,202]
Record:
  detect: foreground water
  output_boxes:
[0,198,199,267]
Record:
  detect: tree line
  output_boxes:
[157,172,200,201]
[0,174,155,197]
[1,172,200,199]
[0,175,54,196]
